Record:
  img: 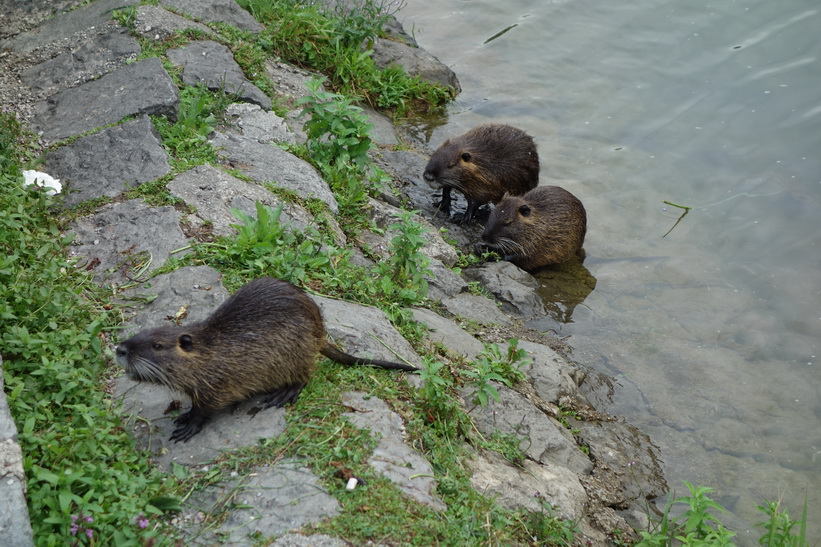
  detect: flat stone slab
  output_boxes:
[68,199,190,286]
[134,4,214,41]
[221,102,296,145]
[31,56,179,144]
[183,461,339,544]
[114,374,288,471]
[45,115,170,207]
[342,391,445,510]
[167,40,271,109]
[167,164,321,238]
[160,0,264,33]
[210,130,339,214]
[20,27,140,97]
[0,0,138,53]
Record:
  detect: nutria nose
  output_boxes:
[116,344,127,357]
[423,170,434,182]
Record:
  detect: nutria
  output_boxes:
[476,185,586,271]
[116,277,417,442]
[423,123,539,223]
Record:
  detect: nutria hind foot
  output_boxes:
[170,406,208,443]
[248,383,306,417]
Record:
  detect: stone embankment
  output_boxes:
[0,1,666,545]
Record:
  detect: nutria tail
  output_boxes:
[320,343,418,371]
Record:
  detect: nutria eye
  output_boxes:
[518,205,531,217]
[461,152,471,162]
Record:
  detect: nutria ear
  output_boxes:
[518,204,531,217]
[461,152,472,162]
[178,334,195,352]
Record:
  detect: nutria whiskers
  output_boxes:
[476,186,586,270]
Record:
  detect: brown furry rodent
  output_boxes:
[476,185,587,270]
[423,123,539,223]
[116,277,417,442]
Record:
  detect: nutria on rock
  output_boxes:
[423,123,539,223]
[116,277,417,442]
[476,185,586,271]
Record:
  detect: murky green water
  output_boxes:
[399,0,821,541]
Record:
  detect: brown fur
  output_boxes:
[423,123,539,222]
[116,277,416,442]
[477,186,587,271]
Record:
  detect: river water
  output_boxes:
[398,0,821,541]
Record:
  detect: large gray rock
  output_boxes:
[118,265,229,334]
[181,461,339,544]
[465,262,548,319]
[441,293,511,326]
[465,384,593,475]
[31,56,179,144]
[160,0,264,32]
[166,40,271,109]
[20,28,140,97]
[469,450,588,523]
[45,115,171,207]
[167,164,327,239]
[0,0,138,53]
[370,37,460,92]
[114,374,288,471]
[518,340,582,404]
[342,392,445,510]
[426,258,469,301]
[313,295,423,369]
[210,130,339,214]
[68,199,191,286]
[221,102,296,145]
[574,420,667,503]
[0,356,34,547]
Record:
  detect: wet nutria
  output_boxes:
[423,123,539,223]
[116,277,417,442]
[476,185,586,271]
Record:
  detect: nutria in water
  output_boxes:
[476,185,586,270]
[116,277,417,442]
[423,123,539,223]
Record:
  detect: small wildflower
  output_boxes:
[86,529,94,539]
[85,516,93,523]
[135,513,150,529]
[70,524,79,536]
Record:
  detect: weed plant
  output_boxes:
[637,481,810,547]
[238,0,454,114]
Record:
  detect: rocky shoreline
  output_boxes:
[0,1,667,545]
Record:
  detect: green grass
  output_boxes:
[0,112,178,546]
